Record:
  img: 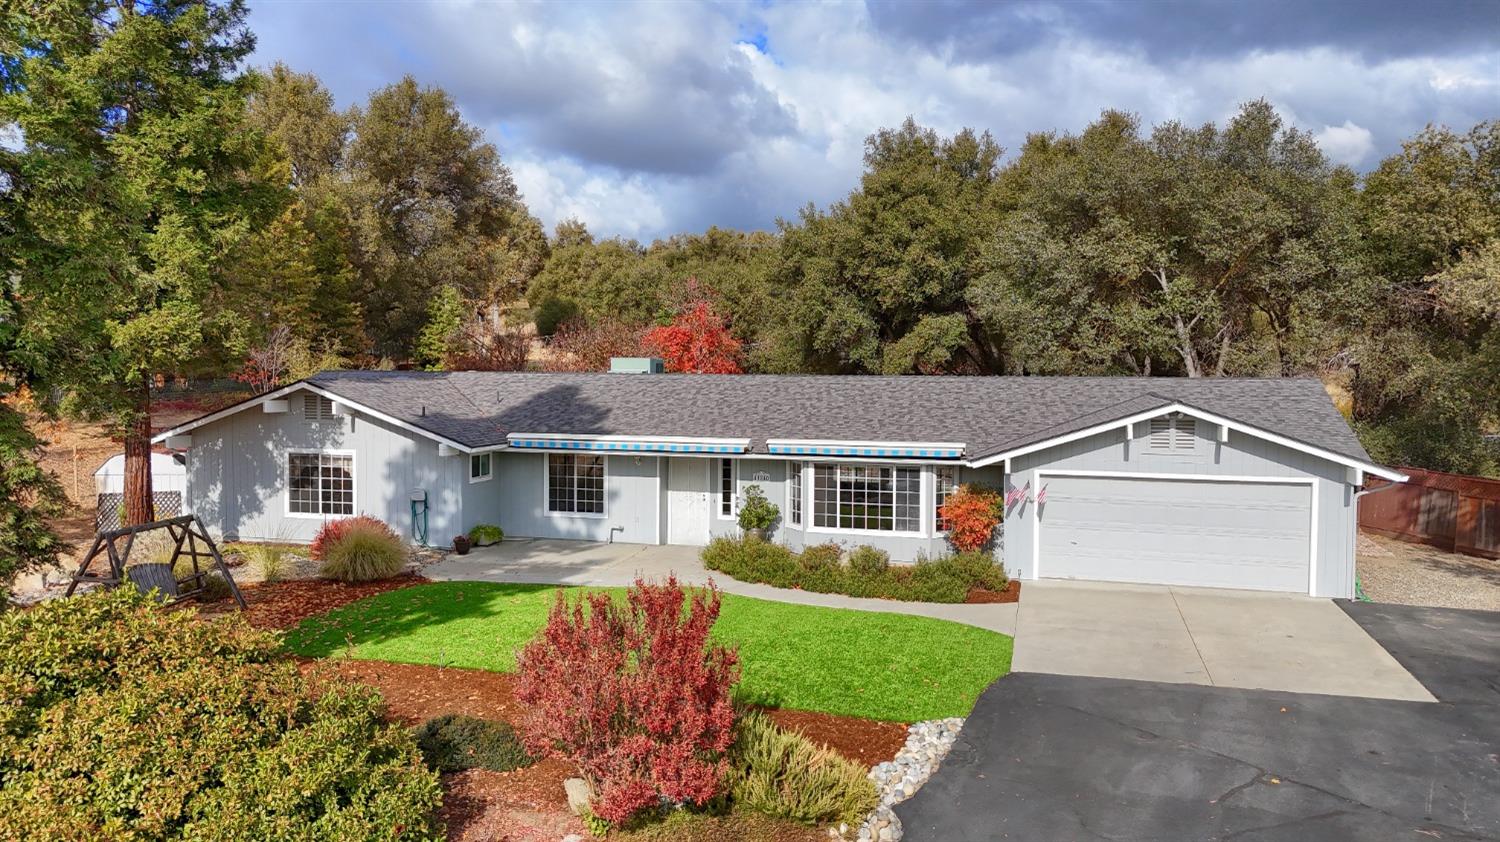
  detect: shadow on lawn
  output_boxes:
[284,581,563,661]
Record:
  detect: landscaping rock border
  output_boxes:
[846,717,964,842]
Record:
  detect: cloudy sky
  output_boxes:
[247,0,1499,241]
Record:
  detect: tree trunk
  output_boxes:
[122,378,155,527]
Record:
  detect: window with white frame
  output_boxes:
[470,453,492,483]
[304,394,336,421]
[789,463,803,526]
[1148,416,1195,451]
[287,452,353,516]
[719,458,734,517]
[934,466,958,532]
[548,454,604,515]
[812,464,920,532]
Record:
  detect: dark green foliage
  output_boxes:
[0,400,65,604]
[725,710,878,826]
[534,297,581,337]
[412,714,534,773]
[701,538,1006,603]
[736,484,780,532]
[0,589,442,840]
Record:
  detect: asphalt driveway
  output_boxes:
[1014,580,1433,700]
[898,601,1500,841]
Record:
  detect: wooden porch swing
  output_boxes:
[65,514,247,609]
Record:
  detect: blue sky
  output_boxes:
[246,0,1499,241]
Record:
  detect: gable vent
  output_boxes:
[304,395,337,421]
[1148,416,1195,451]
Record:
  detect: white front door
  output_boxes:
[667,458,711,546]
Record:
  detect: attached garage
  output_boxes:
[1036,472,1314,593]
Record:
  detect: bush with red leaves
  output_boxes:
[938,485,1003,553]
[643,299,743,374]
[308,515,394,561]
[513,576,740,825]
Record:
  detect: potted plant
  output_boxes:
[452,535,471,555]
[737,484,779,541]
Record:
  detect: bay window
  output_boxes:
[812,464,921,533]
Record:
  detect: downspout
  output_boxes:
[1352,478,1403,602]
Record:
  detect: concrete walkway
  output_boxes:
[1013,579,1434,701]
[424,539,1019,635]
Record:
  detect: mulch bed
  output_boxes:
[198,574,429,629]
[965,579,1021,604]
[318,660,904,841]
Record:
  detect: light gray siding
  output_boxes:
[1002,418,1357,598]
[464,452,660,545]
[185,390,465,543]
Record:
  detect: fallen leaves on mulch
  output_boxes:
[965,579,1021,604]
[199,575,429,629]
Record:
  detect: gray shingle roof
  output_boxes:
[304,370,1373,465]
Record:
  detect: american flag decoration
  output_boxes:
[1005,481,1029,510]
[1035,483,1049,506]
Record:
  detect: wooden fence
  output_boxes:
[1360,467,1500,559]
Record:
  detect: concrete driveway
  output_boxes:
[898,601,1500,841]
[1014,580,1433,701]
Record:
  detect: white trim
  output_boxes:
[284,449,357,520]
[151,381,477,454]
[468,453,493,484]
[542,451,608,520]
[969,401,1407,482]
[509,432,750,447]
[654,456,663,545]
[786,461,805,527]
[1030,469,1319,596]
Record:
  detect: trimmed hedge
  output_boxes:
[702,537,1006,603]
[413,714,534,773]
[0,589,441,840]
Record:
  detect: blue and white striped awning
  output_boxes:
[765,439,965,459]
[506,434,750,455]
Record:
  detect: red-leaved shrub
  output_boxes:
[938,485,1003,553]
[513,576,740,824]
[309,515,393,561]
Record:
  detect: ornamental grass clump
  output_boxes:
[320,518,407,583]
[725,710,879,827]
[0,589,441,840]
[309,514,390,561]
[514,576,740,826]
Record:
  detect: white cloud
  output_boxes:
[1314,120,1376,165]
[245,1,1499,239]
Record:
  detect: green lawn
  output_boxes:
[283,581,1012,722]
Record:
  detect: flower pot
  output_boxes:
[452,536,471,555]
[745,527,767,542]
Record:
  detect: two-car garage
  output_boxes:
[1035,473,1315,594]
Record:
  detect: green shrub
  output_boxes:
[467,523,505,546]
[534,296,581,337]
[412,713,534,773]
[170,558,233,602]
[0,589,441,840]
[725,710,878,827]
[847,545,890,578]
[736,484,780,532]
[799,542,842,573]
[320,520,407,583]
[699,539,1005,604]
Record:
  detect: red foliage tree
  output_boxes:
[513,576,740,824]
[938,485,1003,553]
[643,300,743,374]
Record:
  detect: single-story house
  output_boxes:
[151,365,1404,598]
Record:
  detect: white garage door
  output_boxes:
[1038,474,1312,593]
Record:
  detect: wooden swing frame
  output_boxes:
[65,514,247,609]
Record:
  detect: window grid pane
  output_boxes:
[789,464,802,526]
[807,464,919,533]
[548,454,604,515]
[289,452,352,515]
[720,459,733,516]
[934,467,958,532]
